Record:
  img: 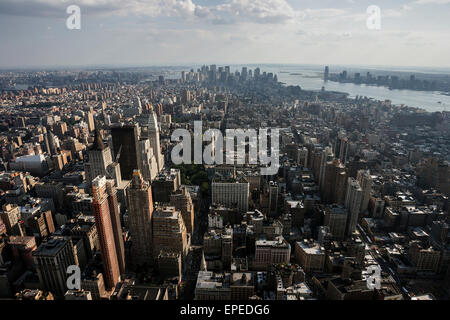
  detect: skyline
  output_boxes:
[1,0,450,68]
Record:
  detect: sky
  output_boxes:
[0,0,450,69]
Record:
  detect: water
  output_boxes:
[236,64,450,113]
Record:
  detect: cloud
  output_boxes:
[414,0,450,4]
[0,0,299,24]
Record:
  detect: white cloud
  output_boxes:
[0,0,299,24]
[414,0,450,4]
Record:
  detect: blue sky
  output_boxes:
[0,0,449,68]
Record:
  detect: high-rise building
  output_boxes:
[345,178,363,236]
[0,204,22,235]
[322,159,347,204]
[105,180,126,275]
[323,204,348,240]
[127,170,154,267]
[137,108,164,173]
[33,238,76,297]
[152,169,181,203]
[318,147,334,188]
[357,170,373,213]
[85,130,121,187]
[138,139,158,182]
[111,125,140,181]
[212,176,249,213]
[170,188,195,235]
[268,181,279,217]
[86,112,95,132]
[152,206,188,260]
[297,147,308,167]
[324,66,329,81]
[92,176,121,290]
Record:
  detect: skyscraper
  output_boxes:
[137,108,164,173]
[138,139,158,182]
[152,206,188,259]
[105,180,126,275]
[33,237,76,297]
[170,187,195,235]
[357,170,373,213]
[86,111,95,132]
[85,129,122,188]
[111,125,140,181]
[345,178,363,236]
[92,176,121,290]
[127,170,154,267]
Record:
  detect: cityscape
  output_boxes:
[0,0,449,312]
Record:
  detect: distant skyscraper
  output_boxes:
[111,125,140,181]
[345,178,363,236]
[86,111,95,132]
[268,181,279,217]
[322,159,347,204]
[92,176,121,290]
[357,170,373,213]
[127,170,154,267]
[324,66,329,81]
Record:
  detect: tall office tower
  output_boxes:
[334,132,350,165]
[181,89,191,104]
[241,67,248,81]
[345,178,363,236]
[318,147,334,188]
[138,139,158,182]
[47,131,58,155]
[322,159,347,204]
[32,238,76,297]
[137,108,164,173]
[268,181,279,217]
[152,206,188,259]
[357,170,373,213]
[92,176,120,290]
[324,66,329,81]
[136,97,142,110]
[324,204,348,240]
[85,130,122,188]
[297,147,308,167]
[105,180,126,275]
[111,125,140,181]
[86,111,95,132]
[127,170,154,267]
[170,188,195,235]
[43,133,52,155]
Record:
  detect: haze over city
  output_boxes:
[1,0,450,68]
